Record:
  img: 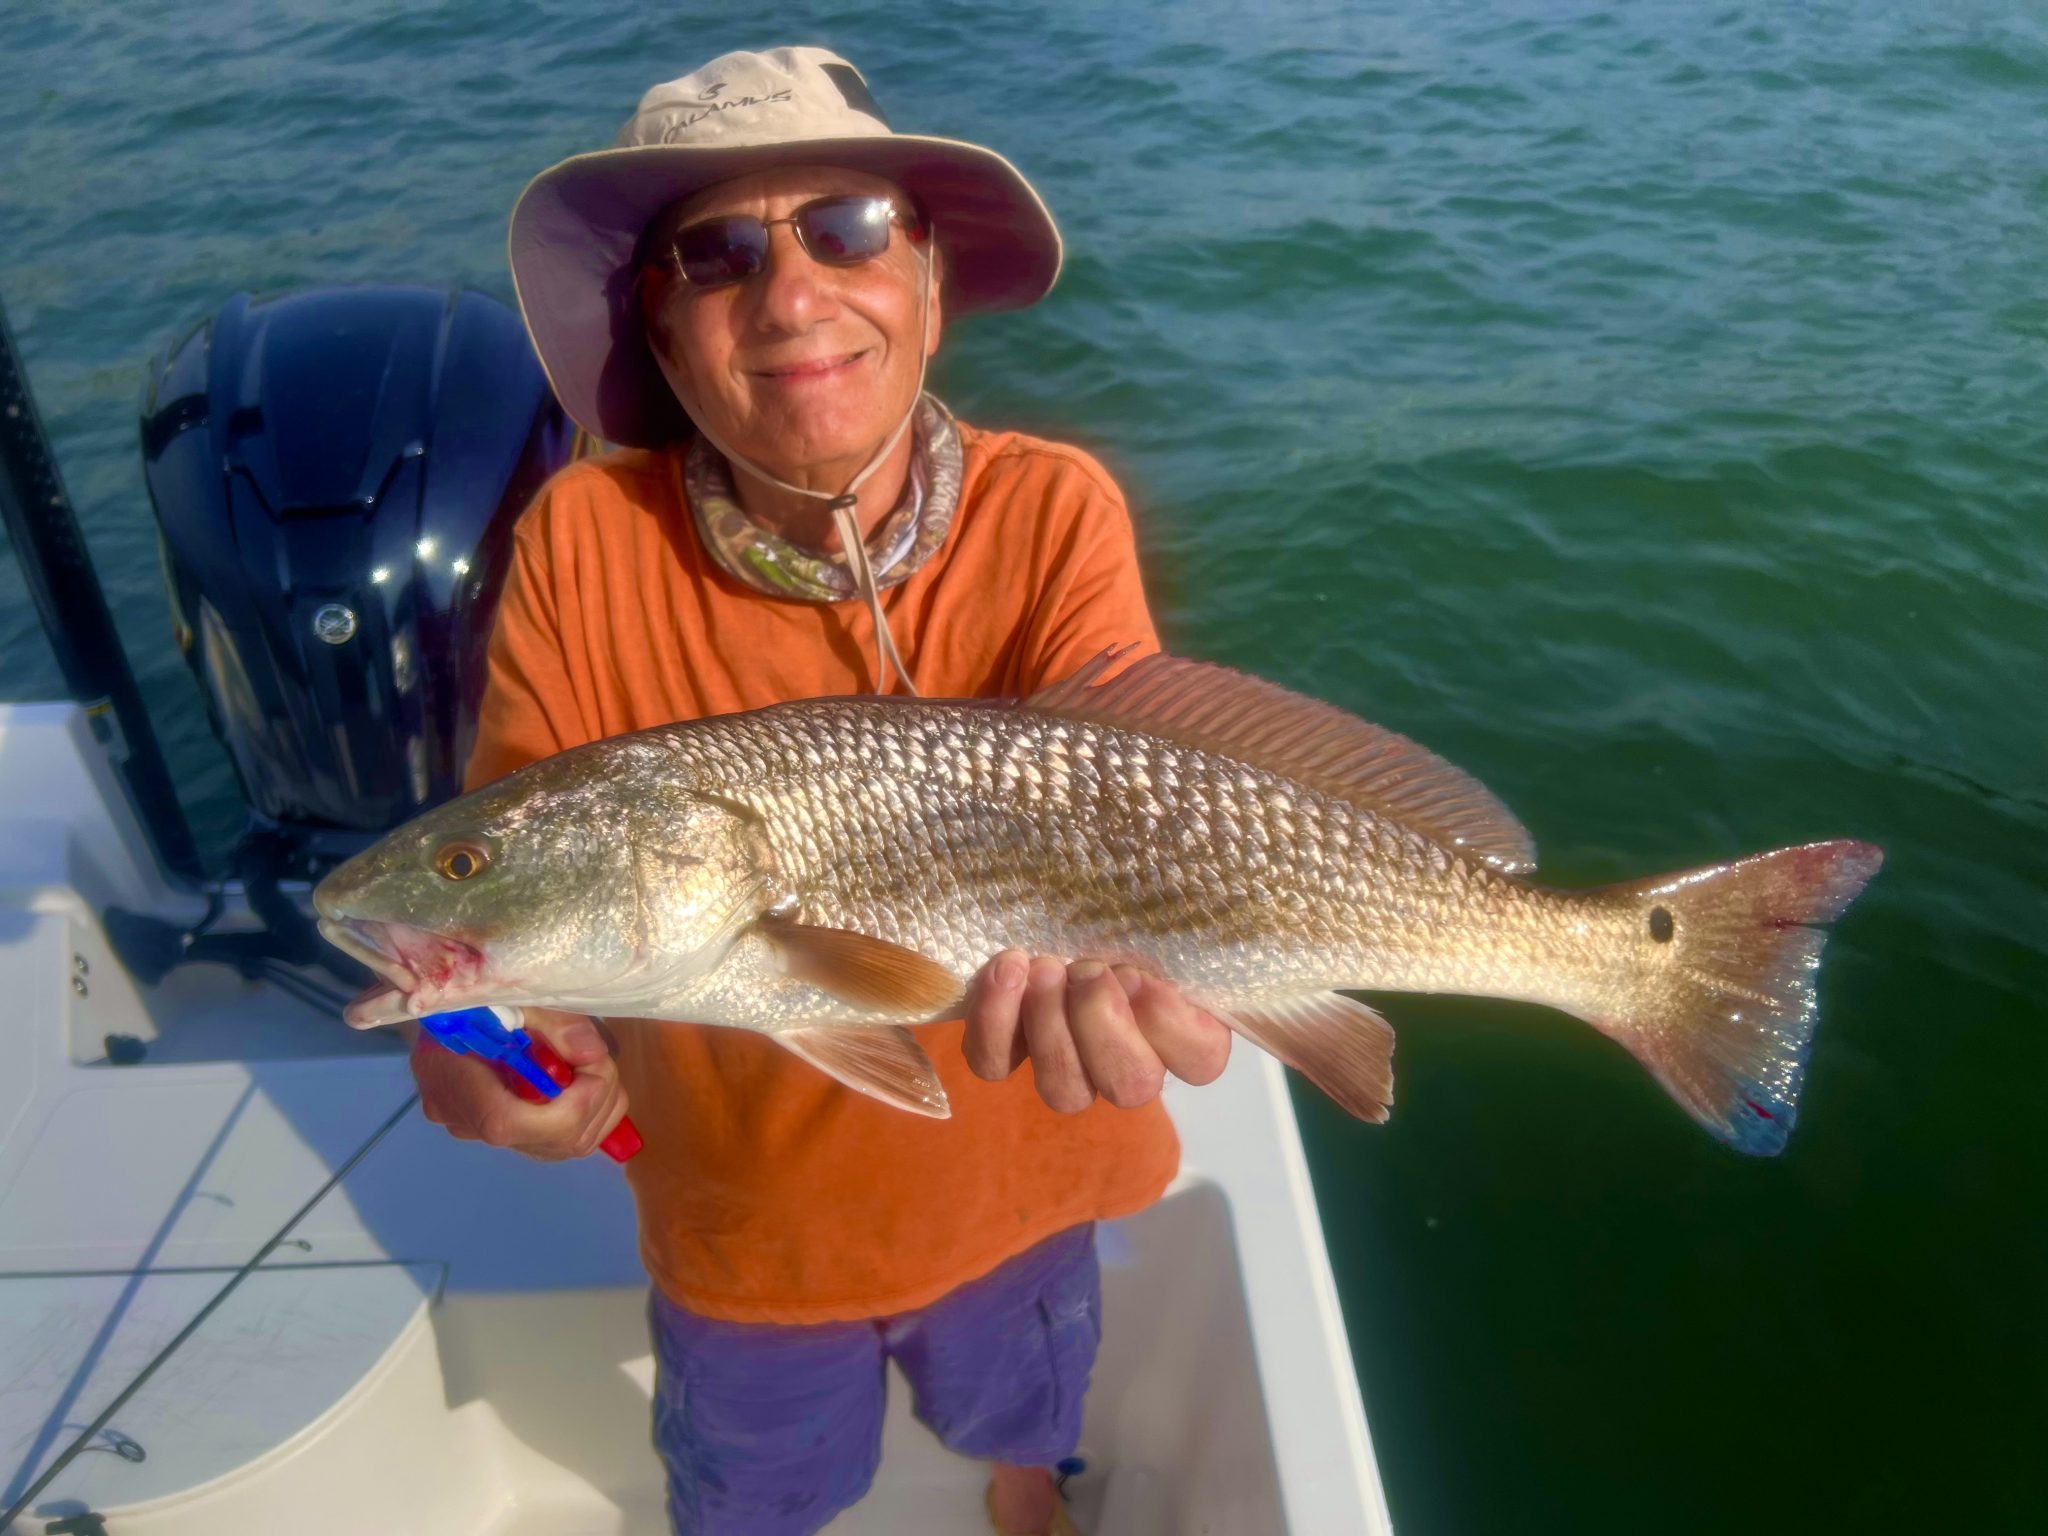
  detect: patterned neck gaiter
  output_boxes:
[682,393,964,603]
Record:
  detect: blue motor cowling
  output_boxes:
[139,286,574,873]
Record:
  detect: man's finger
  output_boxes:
[1116,968,1233,1087]
[1067,961,1165,1108]
[961,950,1029,1080]
[1021,955,1094,1113]
[411,1010,622,1160]
[524,1008,609,1067]
[531,1060,616,1130]
[410,1033,500,1136]
[480,1069,612,1160]
[568,1072,630,1158]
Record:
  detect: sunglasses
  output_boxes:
[648,194,929,291]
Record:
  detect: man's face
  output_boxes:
[638,165,943,483]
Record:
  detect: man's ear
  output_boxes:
[923,240,946,359]
[637,268,673,349]
[636,279,704,424]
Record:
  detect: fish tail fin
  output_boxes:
[1583,838,1883,1155]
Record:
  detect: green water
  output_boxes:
[4,3,2044,1528]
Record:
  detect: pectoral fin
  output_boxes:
[758,915,964,1017]
[776,1026,952,1118]
[1208,991,1396,1123]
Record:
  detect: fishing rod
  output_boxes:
[0,1092,420,1532]
[0,297,204,884]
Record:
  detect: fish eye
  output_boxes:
[434,841,492,882]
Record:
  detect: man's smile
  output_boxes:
[750,348,870,383]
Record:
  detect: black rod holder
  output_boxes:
[0,298,204,883]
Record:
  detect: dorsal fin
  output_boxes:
[1024,649,1536,873]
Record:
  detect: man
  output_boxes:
[409,47,1231,1535]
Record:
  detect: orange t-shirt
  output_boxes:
[464,423,1182,1323]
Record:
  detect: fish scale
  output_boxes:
[654,701,1550,1005]
[314,653,1882,1151]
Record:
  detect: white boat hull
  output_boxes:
[0,702,1393,1533]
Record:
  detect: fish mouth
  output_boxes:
[318,917,488,1029]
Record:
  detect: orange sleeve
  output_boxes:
[1014,453,1162,692]
[463,499,596,792]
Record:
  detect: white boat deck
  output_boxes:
[0,701,1392,1534]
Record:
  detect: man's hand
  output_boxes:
[961,952,1231,1112]
[409,1007,630,1161]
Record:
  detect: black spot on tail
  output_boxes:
[1649,906,1675,943]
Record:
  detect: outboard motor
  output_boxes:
[128,286,574,987]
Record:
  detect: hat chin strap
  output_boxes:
[682,244,933,697]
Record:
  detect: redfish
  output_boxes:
[314,651,1881,1152]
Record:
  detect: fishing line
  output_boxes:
[0,1092,420,1531]
[246,959,354,1015]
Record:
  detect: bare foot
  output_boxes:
[987,1463,1057,1533]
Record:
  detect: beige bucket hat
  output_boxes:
[508,46,1063,448]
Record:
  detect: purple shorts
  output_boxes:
[649,1223,1100,1536]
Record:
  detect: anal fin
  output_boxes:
[776,1025,952,1119]
[1209,991,1397,1123]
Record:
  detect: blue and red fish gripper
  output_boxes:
[417,1005,644,1163]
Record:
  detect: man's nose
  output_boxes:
[749,224,836,329]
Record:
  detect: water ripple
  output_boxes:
[5,5,2047,1527]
